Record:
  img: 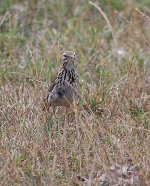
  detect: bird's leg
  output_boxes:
[48,106,59,137]
[52,106,56,117]
[72,96,79,135]
[63,106,69,138]
[72,96,78,119]
[45,106,55,138]
[61,106,70,176]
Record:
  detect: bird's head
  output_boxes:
[61,51,76,69]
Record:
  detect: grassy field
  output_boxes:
[0,0,150,185]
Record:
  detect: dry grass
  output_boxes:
[0,0,150,185]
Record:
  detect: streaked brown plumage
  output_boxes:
[44,51,79,114]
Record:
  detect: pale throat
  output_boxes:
[63,60,75,70]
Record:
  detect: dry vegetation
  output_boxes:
[0,0,150,185]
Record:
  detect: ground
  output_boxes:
[0,0,150,185]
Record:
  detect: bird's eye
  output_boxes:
[63,54,67,58]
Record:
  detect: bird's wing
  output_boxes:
[48,77,57,93]
[42,76,58,111]
[48,66,63,93]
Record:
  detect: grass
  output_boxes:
[0,0,150,185]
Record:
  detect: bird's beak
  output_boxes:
[71,52,75,58]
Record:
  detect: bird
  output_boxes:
[44,51,79,116]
